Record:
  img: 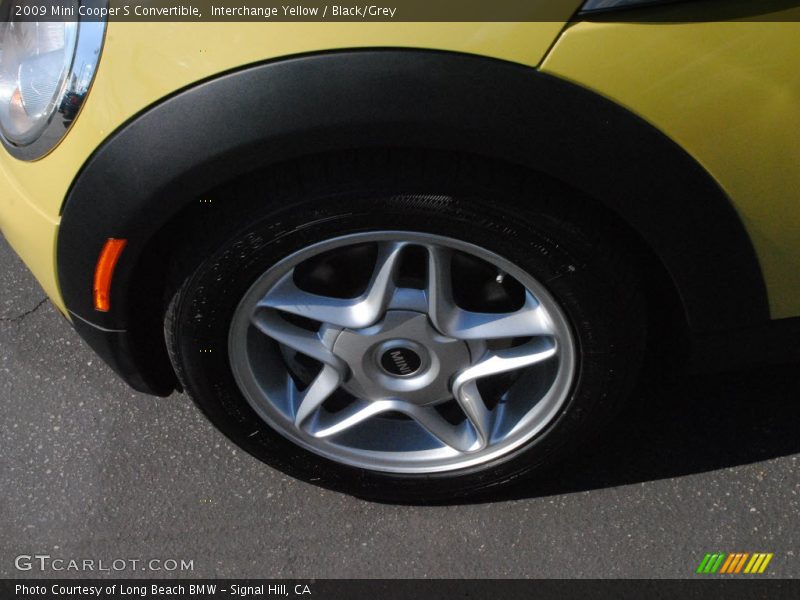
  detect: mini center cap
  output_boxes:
[332,312,469,404]
[380,345,423,377]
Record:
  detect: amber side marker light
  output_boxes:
[93,238,127,312]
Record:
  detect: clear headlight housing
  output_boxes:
[0,3,106,160]
[0,20,78,146]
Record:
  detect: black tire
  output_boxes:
[164,151,647,503]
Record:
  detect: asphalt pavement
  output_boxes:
[1,233,798,579]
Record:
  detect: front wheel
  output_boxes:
[165,154,646,502]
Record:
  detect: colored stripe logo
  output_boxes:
[696,552,773,574]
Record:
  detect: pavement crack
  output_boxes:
[0,297,48,323]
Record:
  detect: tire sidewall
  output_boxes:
[168,174,644,502]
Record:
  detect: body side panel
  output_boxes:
[0,161,60,307]
[542,8,800,318]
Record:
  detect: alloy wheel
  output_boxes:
[228,231,576,474]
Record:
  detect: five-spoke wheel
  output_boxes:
[228,233,575,473]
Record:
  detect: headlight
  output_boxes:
[0,2,107,160]
[0,20,78,146]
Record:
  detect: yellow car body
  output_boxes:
[544,9,800,320]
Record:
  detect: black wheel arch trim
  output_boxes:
[57,49,770,394]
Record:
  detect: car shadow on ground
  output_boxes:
[460,362,800,504]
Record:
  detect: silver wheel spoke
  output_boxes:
[305,399,477,453]
[305,399,394,439]
[403,405,477,453]
[427,245,554,339]
[258,242,405,329]
[426,244,455,333]
[456,340,558,382]
[451,379,493,449]
[451,340,558,448]
[292,364,343,427]
[251,310,340,367]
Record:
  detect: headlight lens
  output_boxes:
[0,19,78,146]
[0,2,106,160]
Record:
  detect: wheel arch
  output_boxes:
[57,49,768,394]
